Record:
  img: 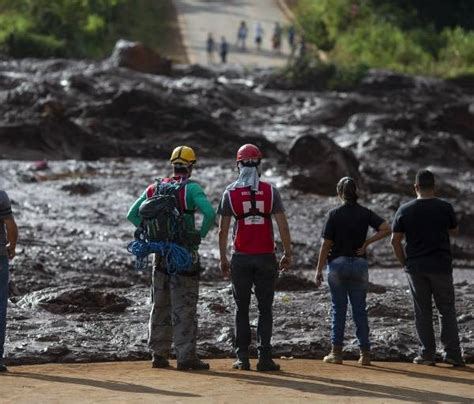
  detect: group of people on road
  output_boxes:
[206,34,229,64]
[206,21,301,64]
[0,144,466,373]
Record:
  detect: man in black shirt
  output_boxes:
[391,170,464,366]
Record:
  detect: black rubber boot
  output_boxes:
[443,357,466,367]
[256,358,280,372]
[152,355,170,369]
[232,358,251,370]
[177,359,210,371]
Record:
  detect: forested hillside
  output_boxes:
[0,0,183,59]
[295,0,474,77]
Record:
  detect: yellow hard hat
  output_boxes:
[170,145,197,165]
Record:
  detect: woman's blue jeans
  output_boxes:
[0,255,8,361]
[327,256,370,350]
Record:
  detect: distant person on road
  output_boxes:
[237,21,248,50]
[255,22,264,51]
[272,22,283,52]
[218,144,292,372]
[127,146,215,371]
[0,189,18,373]
[288,25,296,55]
[391,169,465,367]
[315,177,390,366]
[220,37,229,64]
[206,33,215,64]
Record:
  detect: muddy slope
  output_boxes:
[0,59,473,364]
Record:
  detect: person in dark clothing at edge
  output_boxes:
[127,146,216,371]
[391,169,465,367]
[0,189,18,372]
[220,36,229,64]
[218,144,292,371]
[315,177,390,365]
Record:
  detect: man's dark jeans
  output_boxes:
[406,271,463,362]
[231,253,278,360]
[327,256,370,349]
[0,256,9,362]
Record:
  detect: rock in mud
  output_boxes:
[288,134,361,195]
[108,39,172,75]
[60,182,99,196]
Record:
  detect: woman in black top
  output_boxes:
[315,177,390,365]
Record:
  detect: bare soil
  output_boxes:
[0,360,473,403]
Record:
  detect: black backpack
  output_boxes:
[138,179,188,244]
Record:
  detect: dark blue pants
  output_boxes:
[406,272,463,362]
[327,257,370,349]
[0,256,8,362]
[231,254,278,359]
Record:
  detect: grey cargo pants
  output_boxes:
[148,266,200,363]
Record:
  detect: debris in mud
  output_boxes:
[275,273,316,291]
[0,60,473,366]
[60,182,100,196]
[18,288,131,314]
[367,283,387,294]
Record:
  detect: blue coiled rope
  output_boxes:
[127,239,193,274]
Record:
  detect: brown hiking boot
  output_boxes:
[323,345,343,364]
[358,350,371,366]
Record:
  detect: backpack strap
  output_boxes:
[235,190,271,220]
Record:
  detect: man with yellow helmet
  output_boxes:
[127,145,215,370]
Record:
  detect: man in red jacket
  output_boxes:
[218,144,292,371]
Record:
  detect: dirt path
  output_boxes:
[173,0,292,66]
[1,360,473,403]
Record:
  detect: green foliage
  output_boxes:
[5,31,65,58]
[328,62,369,91]
[437,28,474,77]
[0,0,123,58]
[333,19,432,73]
[0,0,180,59]
[296,0,474,78]
[370,0,474,31]
[283,55,368,91]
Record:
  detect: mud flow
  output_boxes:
[0,59,473,364]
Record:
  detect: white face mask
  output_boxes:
[227,164,261,191]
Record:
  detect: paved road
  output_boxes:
[173,0,293,67]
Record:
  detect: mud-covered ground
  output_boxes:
[0,58,473,364]
[1,159,473,365]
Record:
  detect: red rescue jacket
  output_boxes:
[228,181,275,254]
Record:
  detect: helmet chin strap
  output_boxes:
[173,163,193,178]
